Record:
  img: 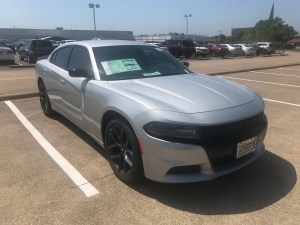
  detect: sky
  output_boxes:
[0,0,299,36]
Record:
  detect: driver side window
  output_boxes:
[68,46,94,77]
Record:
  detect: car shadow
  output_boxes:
[49,114,296,215]
[129,150,296,215]
[51,113,107,159]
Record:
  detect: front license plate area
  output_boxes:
[236,137,257,159]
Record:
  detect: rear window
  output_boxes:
[183,40,194,47]
[31,40,53,51]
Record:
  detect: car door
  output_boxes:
[45,46,73,111]
[60,46,94,123]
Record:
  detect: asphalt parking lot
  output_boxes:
[1,57,300,224]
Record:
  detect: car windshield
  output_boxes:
[93,45,190,81]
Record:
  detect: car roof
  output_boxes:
[63,40,147,48]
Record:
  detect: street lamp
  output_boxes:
[89,3,100,38]
[184,14,192,37]
[218,30,222,43]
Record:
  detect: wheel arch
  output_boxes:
[101,110,135,145]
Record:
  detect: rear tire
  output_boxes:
[105,118,143,184]
[38,81,54,117]
[28,55,34,63]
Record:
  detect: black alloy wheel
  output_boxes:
[105,118,143,183]
[38,81,54,117]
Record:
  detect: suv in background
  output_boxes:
[256,42,275,55]
[162,39,196,58]
[19,39,53,63]
[193,42,209,57]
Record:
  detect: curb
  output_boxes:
[0,92,39,102]
[10,64,35,69]
[207,62,300,75]
[1,62,300,102]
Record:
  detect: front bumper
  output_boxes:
[134,102,267,183]
[139,126,266,183]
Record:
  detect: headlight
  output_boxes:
[143,122,199,142]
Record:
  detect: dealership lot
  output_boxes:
[1,64,300,224]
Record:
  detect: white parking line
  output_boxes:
[277,68,300,71]
[250,71,300,78]
[263,98,300,107]
[218,76,300,88]
[4,101,99,198]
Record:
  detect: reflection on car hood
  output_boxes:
[108,73,256,113]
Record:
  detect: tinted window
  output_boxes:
[53,46,72,70]
[68,47,93,76]
[183,40,194,47]
[31,40,53,51]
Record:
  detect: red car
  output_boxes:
[206,44,229,57]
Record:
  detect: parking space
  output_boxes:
[1,65,300,224]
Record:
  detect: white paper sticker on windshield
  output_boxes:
[101,58,142,75]
[143,71,161,77]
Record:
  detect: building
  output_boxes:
[0,28,134,42]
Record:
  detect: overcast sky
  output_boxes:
[0,0,299,36]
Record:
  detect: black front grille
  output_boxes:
[198,113,268,168]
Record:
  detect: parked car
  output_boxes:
[147,42,170,53]
[206,44,230,57]
[19,39,53,63]
[255,42,275,55]
[0,42,15,64]
[36,40,268,184]
[162,39,196,58]
[60,40,76,45]
[193,42,209,57]
[220,44,244,56]
[236,44,256,56]
[0,39,16,54]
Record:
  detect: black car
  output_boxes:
[162,39,196,58]
[19,39,53,63]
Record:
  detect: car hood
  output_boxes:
[107,73,256,113]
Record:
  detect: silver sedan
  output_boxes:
[35,40,268,183]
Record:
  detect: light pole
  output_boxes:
[184,14,192,37]
[218,30,222,43]
[89,3,100,38]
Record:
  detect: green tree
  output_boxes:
[248,17,297,42]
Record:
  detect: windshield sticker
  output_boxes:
[101,58,142,75]
[143,71,161,77]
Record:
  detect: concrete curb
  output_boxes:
[10,64,35,69]
[0,92,39,102]
[1,62,300,102]
[207,62,300,75]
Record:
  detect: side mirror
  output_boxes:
[182,61,190,68]
[68,68,92,78]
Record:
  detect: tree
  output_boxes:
[243,17,297,43]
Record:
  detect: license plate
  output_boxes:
[236,137,257,158]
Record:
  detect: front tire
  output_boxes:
[38,81,54,117]
[105,118,143,184]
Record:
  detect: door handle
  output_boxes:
[60,79,65,85]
